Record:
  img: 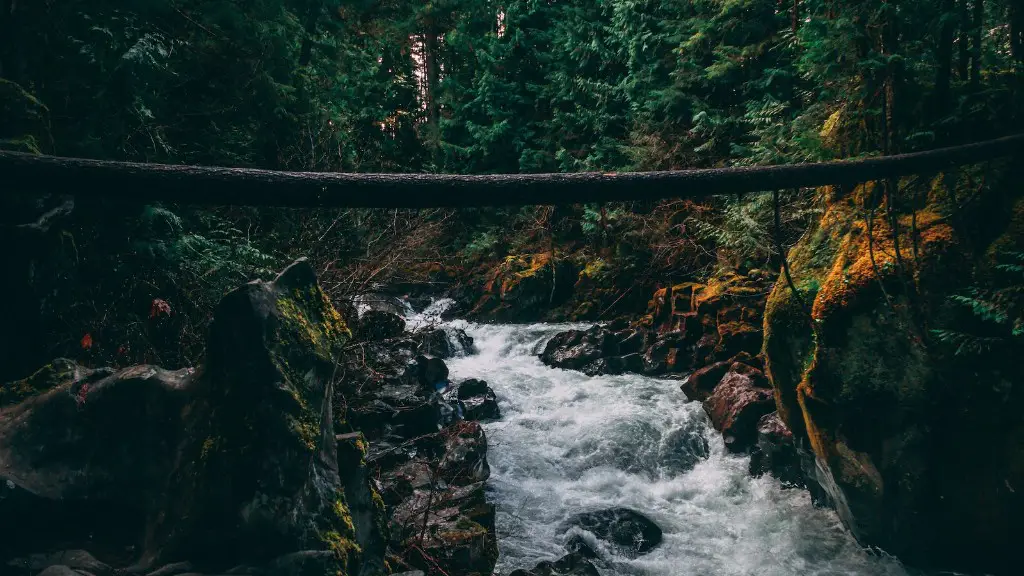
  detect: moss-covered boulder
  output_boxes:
[0,363,194,563]
[763,181,1024,574]
[143,259,385,574]
[469,253,577,321]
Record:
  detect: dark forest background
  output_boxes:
[2,0,1023,377]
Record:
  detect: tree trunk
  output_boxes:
[1,135,1023,208]
[1011,0,1024,64]
[792,0,800,34]
[970,0,983,90]
[934,0,956,120]
[298,0,321,67]
[423,30,441,144]
[958,0,970,80]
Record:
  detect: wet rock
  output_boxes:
[415,327,474,359]
[389,482,498,576]
[508,553,600,576]
[680,358,732,401]
[564,535,599,559]
[641,331,695,375]
[702,364,774,452]
[539,327,606,373]
[416,355,450,389]
[358,309,406,341]
[562,508,662,557]
[659,418,711,474]
[616,330,645,355]
[456,378,500,421]
[748,413,804,486]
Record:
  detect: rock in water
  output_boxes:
[562,508,662,557]
[509,553,600,576]
[456,378,500,421]
[748,412,805,487]
[702,363,774,452]
[142,259,384,573]
[415,327,474,359]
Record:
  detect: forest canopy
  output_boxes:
[1,0,1022,373]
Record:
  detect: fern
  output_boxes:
[933,251,1024,356]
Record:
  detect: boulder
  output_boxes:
[0,363,193,563]
[142,259,384,573]
[659,417,711,475]
[563,535,599,559]
[358,309,406,341]
[388,482,497,576]
[539,328,605,373]
[680,358,731,401]
[509,553,600,576]
[748,413,805,486]
[469,253,578,322]
[714,321,763,361]
[562,508,662,557]
[456,379,500,421]
[414,327,474,359]
[702,365,774,452]
[415,355,449,389]
[336,433,389,576]
[760,184,1024,573]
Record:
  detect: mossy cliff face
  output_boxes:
[144,259,384,574]
[763,181,1024,574]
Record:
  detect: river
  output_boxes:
[407,303,913,576]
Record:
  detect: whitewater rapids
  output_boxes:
[403,300,912,575]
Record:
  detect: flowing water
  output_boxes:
[409,303,912,576]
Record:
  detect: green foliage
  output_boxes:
[933,252,1024,356]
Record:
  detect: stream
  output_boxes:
[408,304,913,576]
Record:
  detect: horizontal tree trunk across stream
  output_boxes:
[2,134,1023,208]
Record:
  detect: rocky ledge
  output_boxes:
[0,260,500,576]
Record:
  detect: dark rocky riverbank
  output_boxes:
[0,260,501,576]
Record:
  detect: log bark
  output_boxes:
[1,134,1023,208]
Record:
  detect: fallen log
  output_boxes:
[2,134,1022,208]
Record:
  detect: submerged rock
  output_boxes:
[562,508,662,557]
[509,553,600,576]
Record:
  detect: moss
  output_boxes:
[0,359,77,408]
